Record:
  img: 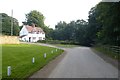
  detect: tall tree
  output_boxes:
[25,10,45,28]
[87,6,101,45]
[24,10,54,39]
[95,2,120,46]
[87,2,120,46]
[0,13,19,36]
[50,20,89,45]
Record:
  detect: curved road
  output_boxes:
[30,45,118,78]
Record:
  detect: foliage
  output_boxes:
[25,10,45,28]
[37,40,79,45]
[49,20,89,46]
[88,2,120,46]
[0,13,20,36]
[23,10,53,39]
[52,44,79,48]
[49,2,120,46]
[94,45,119,60]
[2,44,63,78]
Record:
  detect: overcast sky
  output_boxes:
[0,0,102,29]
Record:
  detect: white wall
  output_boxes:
[19,25,28,36]
[21,33,45,42]
[19,26,45,42]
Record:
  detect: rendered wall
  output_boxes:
[0,36,19,44]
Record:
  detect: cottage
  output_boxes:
[19,24,45,42]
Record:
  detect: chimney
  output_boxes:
[31,23,35,27]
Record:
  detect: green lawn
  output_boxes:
[2,44,64,79]
[52,44,79,48]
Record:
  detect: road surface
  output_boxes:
[30,46,118,78]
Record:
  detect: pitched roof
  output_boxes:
[25,25,45,34]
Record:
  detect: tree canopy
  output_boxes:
[23,10,53,39]
[25,10,45,28]
[0,13,20,36]
[49,20,89,46]
[1,2,119,46]
[88,2,120,46]
[49,2,120,46]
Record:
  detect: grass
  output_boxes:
[93,46,119,60]
[51,44,79,48]
[2,44,64,79]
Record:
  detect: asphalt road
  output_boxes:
[30,46,118,78]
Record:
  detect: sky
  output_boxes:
[0,0,102,29]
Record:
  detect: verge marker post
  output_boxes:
[32,57,35,63]
[56,49,57,52]
[7,66,11,76]
[44,53,46,58]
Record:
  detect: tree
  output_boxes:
[24,10,54,39]
[47,2,120,46]
[87,6,101,45]
[87,2,120,46]
[0,13,20,36]
[49,20,89,45]
[75,19,89,46]
[55,21,67,30]
[25,10,45,28]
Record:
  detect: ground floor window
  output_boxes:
[33,37,36,40]
[39,37,42,40]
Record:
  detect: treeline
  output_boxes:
[1,2,120,46]
[0,13,20,36]
[49,20,89,46]
[88,2,120,46]
[49,2,120,46]
[22,10,53,39]
[0,10,53,37]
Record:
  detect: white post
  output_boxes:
[44,53,46,58]
[7,66,11,76]
[56,49,57,52]
[32,57,35,63]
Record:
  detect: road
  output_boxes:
[30,46,118,78]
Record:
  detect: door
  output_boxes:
[29,37,31,42]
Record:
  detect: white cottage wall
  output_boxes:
[20,26,28,36]
[19,25,45,42]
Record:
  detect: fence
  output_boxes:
[110,46,120,54]
[102,45,120,54]
[101,45,120,59]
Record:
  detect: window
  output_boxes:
[37,31,40,34]
[33,37,36,40]
[39,37,42,40]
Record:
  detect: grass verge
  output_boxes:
[2,44,64,79]
[51,44,79,48]
[93,46,119,60]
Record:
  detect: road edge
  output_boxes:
[29,50,67,78]
[91,48,119,70]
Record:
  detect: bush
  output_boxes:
[37,40,60,44]
[37,40,79,45]
[37,40,46,43]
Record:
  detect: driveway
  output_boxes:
[29,43,118,78]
